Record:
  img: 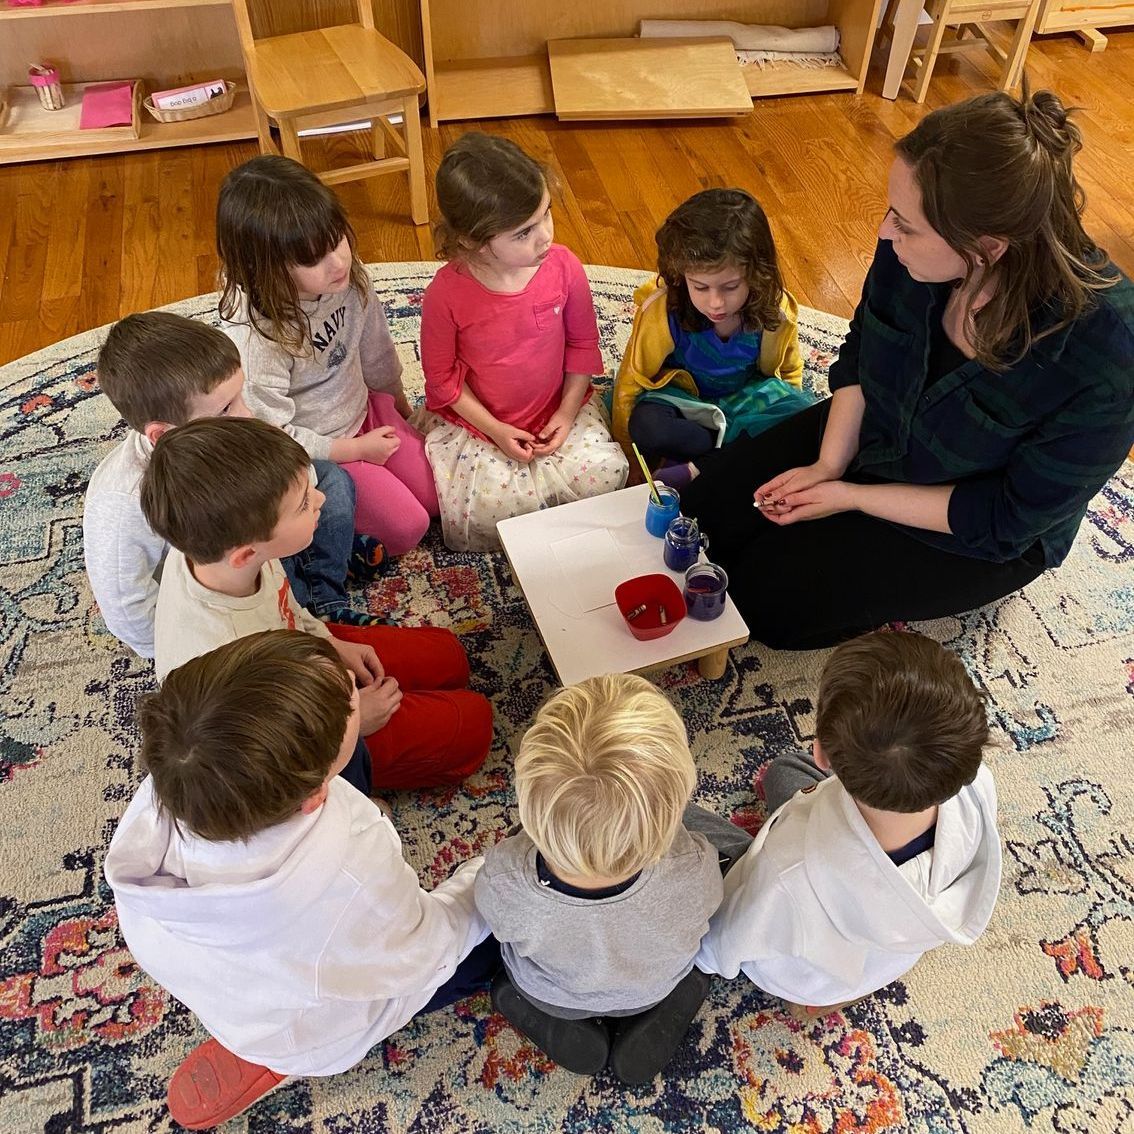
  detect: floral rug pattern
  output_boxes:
[0,263,1132,1133]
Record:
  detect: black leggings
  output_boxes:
[629,400,717,464]
[680,400,1046,650]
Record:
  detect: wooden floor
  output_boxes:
[2,30,1133,366]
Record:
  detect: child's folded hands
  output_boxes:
[359,676,402,733]
[354,426,402,466]
[329,638,385,685]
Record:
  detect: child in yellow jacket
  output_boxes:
[613,189,812,473]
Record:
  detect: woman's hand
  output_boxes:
[760,479,858,525]
[755,460,840,511]
[487,421,538,463]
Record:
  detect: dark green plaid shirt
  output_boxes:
[828,240,1134,566]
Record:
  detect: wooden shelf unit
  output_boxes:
[0,0,257,163]
[1035,0,1134,51]
[420,0,883,126]
[0,81,257,163]
[1,0,233,19]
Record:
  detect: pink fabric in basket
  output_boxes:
[79,82,135,129]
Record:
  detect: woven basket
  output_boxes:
[143,80,236,123]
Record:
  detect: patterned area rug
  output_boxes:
[1,263,1133,1134]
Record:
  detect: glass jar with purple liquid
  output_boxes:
[663,516,703,573]
[683,562,728,620]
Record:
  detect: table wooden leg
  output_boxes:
[883,0,923,100]
[1075,27,1108,53]
[698,647,729,680]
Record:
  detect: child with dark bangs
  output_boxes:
[217,155,438,558]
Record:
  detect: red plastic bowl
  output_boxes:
[614,574,686,641]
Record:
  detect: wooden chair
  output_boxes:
[892,0,1042,103]
[229,0,428,224]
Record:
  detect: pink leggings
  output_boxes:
[343,391,439,555]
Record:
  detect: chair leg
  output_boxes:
[371,119,386,160]
[1002,3,1041,90]
[913,12,951,103]
[247,83,276,155]
[277,117,302,163]
[882,0,923,100]
[401,95,429,226]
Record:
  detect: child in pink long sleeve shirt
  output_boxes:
[419,134,628,551]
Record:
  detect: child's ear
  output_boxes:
[227,545,258,570]
[812,739,832,772]
[299,786,328,815]
[143,421,174,447]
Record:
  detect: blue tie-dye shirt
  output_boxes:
[663,312,762,402]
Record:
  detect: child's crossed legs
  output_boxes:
[328,623,492,790]
[342,391,440,556]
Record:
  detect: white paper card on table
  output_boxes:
[549,529,626,613]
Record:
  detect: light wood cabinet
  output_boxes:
[0,0,258,163]
[1035,0,1134,51]
[420,0,884,126]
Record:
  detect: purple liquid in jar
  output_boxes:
[663,516,701,572]
[684,563,728,620]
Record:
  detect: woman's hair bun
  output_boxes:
[1021,87,1082,162]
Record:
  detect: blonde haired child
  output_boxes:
[475,674,728,1085]
[613,187,812,478]
[419,132,628,551]
[217,154,439,556]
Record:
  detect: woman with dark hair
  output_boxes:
[677,87,1134,650]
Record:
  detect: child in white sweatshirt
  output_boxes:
[104,630,497,1130]
[697,630,1001,1014]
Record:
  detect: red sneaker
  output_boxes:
[167,1038,289,1129]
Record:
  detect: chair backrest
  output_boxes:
[231,0,374,50]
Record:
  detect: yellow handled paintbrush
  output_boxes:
[632,443,662,506]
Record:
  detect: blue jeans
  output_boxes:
[282,460,354,617]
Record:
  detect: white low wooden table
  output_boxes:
[497,483,750,686]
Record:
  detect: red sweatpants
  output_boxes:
[328,624,493,790]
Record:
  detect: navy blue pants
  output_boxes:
[420,937,503,1013]
[337,736,373,797]
[629,401,717,465]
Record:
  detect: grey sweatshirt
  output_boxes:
[83,430,162,658]
[222,284,403,460]
[475,827,723,1016]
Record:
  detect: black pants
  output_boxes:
[681,400,1046,650]
[419,936,502,1013]
[629,401,717,464]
